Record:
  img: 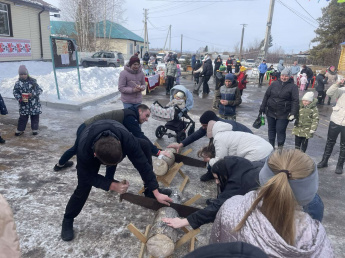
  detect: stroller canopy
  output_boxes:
[170,85,194,111]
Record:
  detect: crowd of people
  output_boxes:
[1,54,344,257]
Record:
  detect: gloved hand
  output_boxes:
[178,112,183,119]
[288,115,295,121]
[310,130,315,134]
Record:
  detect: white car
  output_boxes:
[179,55,188,63]
[245,59,255,67]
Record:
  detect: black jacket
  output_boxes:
[259,77,299,119]
[123,106,159,155]
[301,67,313,79]
[76,120,159,192]
[214,58,222,71]
[181,118,252,147]
[315,74,327,92]
[201,59,213,76]
[187,156,262,229]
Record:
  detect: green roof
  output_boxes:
[50,21,144,42]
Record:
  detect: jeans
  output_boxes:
[58,123,86,165]
[295,136,309,152]
[64,138,153,220]
[303,194,324,222]
[305,77,312,90]
[266,116,289,147]
[259,73,265,85]
[123,103,140,109]
[166,76,175,94]
[17,114,39,131]
[203,76,211,94]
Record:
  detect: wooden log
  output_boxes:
[153,158,168,176]
[162,149,175,167]
[146,193,181,257]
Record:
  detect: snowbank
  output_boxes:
[0,61,123,105]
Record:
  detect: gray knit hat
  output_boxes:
[18,65,28,75]
[281,68,291,76]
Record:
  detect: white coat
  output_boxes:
[209,121,273,166]
[326,83,345,126]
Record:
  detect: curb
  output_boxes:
[3,91,120,111]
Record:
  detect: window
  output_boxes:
[129,43,133,55]
[117,53,123,59]
[92,52,102,58]
[0,3,11,36]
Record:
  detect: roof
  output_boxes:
[50,20,144,42]
[9,0,60,12]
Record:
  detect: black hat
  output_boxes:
[200,110,218,124]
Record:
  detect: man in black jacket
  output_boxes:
[61,120,173,241]
[54,104,170,171]
[168,110,252,181]
[201,57,213,94]
[301,64,314,90]
[259,68,299,149]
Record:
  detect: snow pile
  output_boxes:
[0,61,123,105]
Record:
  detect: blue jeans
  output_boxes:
[58,123,86,165]
[266,116,289,147]
[123,103,141,109]
[303,194,324,222]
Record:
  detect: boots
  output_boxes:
[200,170,215,182]
[269,139,275,149]
[0,136,5,144]
[335,143,345,174]
[335,158,344,174]
[317,139,335,168]
[327,97,331,105]
[61,218,74,241]
[54,161,74,172]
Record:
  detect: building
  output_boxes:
[338,42,345,74]
[50,20,145,59]
[0,0,59,61]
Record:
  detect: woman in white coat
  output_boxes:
[205,121,273,166]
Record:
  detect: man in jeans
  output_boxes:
[291,61,300,85]
[258,60,268,86]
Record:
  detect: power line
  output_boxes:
[294,0,318,23]
[147,19,169,31]
[277,0,318,28]
[150,3,215,18]
[149,2,194,13]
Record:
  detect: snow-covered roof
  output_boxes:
[9,0,60,12]
[50,21,144,42]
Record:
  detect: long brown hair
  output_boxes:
[234,149,314,246]
[197,139,215,159]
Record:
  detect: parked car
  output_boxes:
[179,55,188,63]
[245,59,255,67]
[80,51,124,68]
[156,53,165,62]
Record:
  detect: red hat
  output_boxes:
[129,56,140,66]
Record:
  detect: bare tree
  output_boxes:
[59,0,126,51]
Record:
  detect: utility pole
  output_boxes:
[239,24,247,60]
[143,9,148,53]
[180,34,183,54]
[262,0,275,60]
[163,25,171,51]
[169,25,171,51]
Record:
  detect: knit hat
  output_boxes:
[302,92,314,102]
[281,68,291,76]
[200,110,218,124]
[207,120,216,138]
[259,156,318,206]
[129,56,140,66]
[236,60,240,63]
[219,65,226,72]
[240,66,247,72]
[225,73,235,81]
[175,91,185,99]
[18,65,28,75]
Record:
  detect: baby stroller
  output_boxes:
[151,85,195,143]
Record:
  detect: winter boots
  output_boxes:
[54,161,74,172]
[317,139,335,168]
[61,218,74,241]
[0,136,5,144]
[335,158,345,174]
[200,170,215,182]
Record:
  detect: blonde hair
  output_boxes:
[234,149,314,246]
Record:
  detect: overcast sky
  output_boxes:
[45,0,330,54]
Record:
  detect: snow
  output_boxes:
[0,61,122,105]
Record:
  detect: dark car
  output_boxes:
[80,51,124,68]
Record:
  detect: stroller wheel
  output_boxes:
[176,131,186,143]
[188,125,195,136]
[155,125,167,139]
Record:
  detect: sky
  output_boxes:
[45,0,330,54]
